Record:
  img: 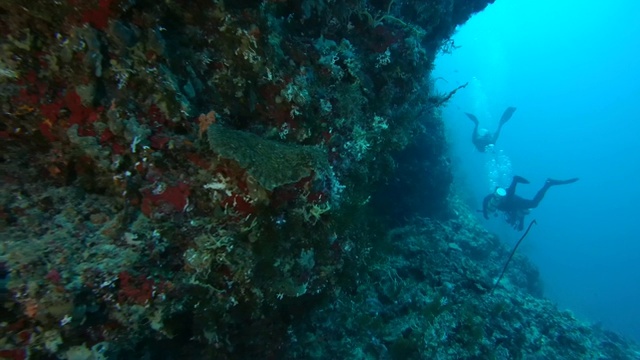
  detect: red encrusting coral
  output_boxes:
[140,182,191,217]
[0,349,27,360]
[45,269,62,284]
[80,0,116,30]
[149,134,170,149]
[37,89,104,140]
[118,271,157,305]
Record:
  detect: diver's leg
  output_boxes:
[491,129,501,145]
[506,176,530,197]
[528,182,552,208]
[499,107,517,126]
[492,107,516,143]
[465,112,480,139]
[525,178,579,209]
[465,112,479,126]
[466,113,486,151]
[547,178,579,186]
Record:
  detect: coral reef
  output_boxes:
[0,0,638,359]
[287,197,638,359]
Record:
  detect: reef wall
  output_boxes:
[1,0,638,359]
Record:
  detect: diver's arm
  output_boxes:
[482,194,491,219]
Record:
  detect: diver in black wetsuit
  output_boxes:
[465,107,517,152]
[482,176,579,231]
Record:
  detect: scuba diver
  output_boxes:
[482,176,579,231]
[465,107,517,152]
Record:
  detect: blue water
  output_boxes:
[434,0,640,342]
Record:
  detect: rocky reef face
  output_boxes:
[0,0,638,359]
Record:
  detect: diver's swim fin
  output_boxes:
[547,178,579,186]
[499,107,517,126]
[513,175,530,184]
[464,112,479,125]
